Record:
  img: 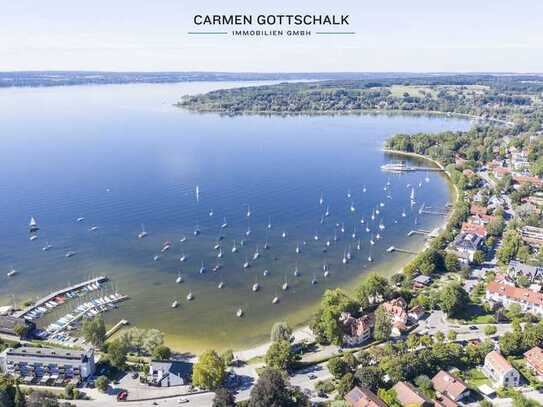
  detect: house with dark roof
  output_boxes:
[345,385,387,407]
[508,260,543,283]
[148,360,192,387]
[451,232,483,263]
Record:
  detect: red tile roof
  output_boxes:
[487,281,543,307]
[485,351,514,375]
[470,204,488,216]
[392,381,429,406]
[431,370,468,401]
[513,175,543,187]
[524,346,543,375]
[461,222,487,238]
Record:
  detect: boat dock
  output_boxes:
[386,246,418,255]
[421,208,449,215]
[105,319,129,339]
[408,229,431,236]
[15,276,109,318]
[381,164,444,173]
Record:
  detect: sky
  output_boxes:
[1,0,542,72]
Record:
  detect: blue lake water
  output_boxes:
[0,82,471,351]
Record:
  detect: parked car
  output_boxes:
[117,391,128,401]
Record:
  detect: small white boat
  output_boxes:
[252,282,260,292]
[371,210,375,221]
[253,246,260,260]
[281,231,287,238]
[352,227,357,239]
[360,218,365,224]
[179,254,187,262]
[365,226,370,233]
[368,256,373,262]
[29,216,39,232]
[267,217,272,229]
[245,227,251,237]
[171,300,179,308]
[350,203,356,212]
[236,308,244,317]
[402,210,406,218]
[340,223,345,233]
[199,262,206,274]
[42,243,52,251]
[319,192,324,205]
[153,255,160,261]
[186,291,193,301]
[314,232,319,241]
[263,269,269,277]
[138,224,148,239]
[282,280,289,291]
[246,205,251,217]
[195,185,200,202]
[212,263,221,272]
[375,208,380,215]
[357,240,361,251]
[76,217,85,222]
[323,263,329,271]
[295,243,301,254]
[7,269,17,278]
[311,274,318,285]
[326,240,331,247]
[65,251,76,258]
[347,189,352,199]
[217,248,223,259]
[324,206,330,217]
[29,235,38,241]
[232,241,238,253]
[342,250,348,264]
[193,226,200,236]
[243,258,250,269]
[264,240,270,250]
[209,209,214,217]
[323,270,330,278]
[218,281,224,289]
[272,296,279,304]
[346,246,352,261]
[362,185,367,193]
[376,233,381,240]
[370,236,375,245]
[180,236,187,243]
[176,273,183,284]
[380,202,385,207]
[221,217,228,229]
[89,226,98,232]
[293,265,299,277]
[214,243,220,250]
[379,221,385,231]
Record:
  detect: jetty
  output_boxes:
[15,276,109,318]
[380,163,444,173]
[386,246,418,255]
[105,319,129,339]
[408,229,431,236]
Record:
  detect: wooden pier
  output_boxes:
[105,319,129,339]
[408,229,430,236]
[15,276,109,318]
[386,246,418,255]
[421,209,449,215]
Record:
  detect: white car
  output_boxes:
[177,398,189,404]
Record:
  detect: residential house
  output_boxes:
[433,394,458,407]
[345,385,387,407]
[0,346,95,386]
[431,370,470,401]
[382,298,409,336]
[483,351,520,388]
[461,222,487,238]
[340,312,374,346]
[508,260,543,283]
[392,381,432,407]
[148,360,192,387]
[524,346,543,376]
[513,174,543,188]
[408,305,426,323]
[412,275,432,289]
[492,166,511,179]
[451,232,483,263]
[521,226,543,247]
[486,280,543,317]
[470,204,488,217]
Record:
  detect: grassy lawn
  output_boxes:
[465,368,490,388]
[454,304,496,325]
[389,85,437,98]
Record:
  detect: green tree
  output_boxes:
[484,325,497,336]
[373,306,392,341]
[152,345,172,361]
[472,250,485,266]
[440,283,469,318]
[107,339,128,368]
[265,340,294,371]
[355,273,391,307]
[327,356,348,379]
[212,388,236,407]
[192,350,226,390]
[13,324,31,339]
[14,385,25,407]
[270,322,293,343]
[248,368,291,407]
[444,253,460,273]
[95,376,110,393]
[354,365,382,391]
[221,349,234,367]
[336,373,355,399]
[447,330,458,341]
[142,329,164,355]
[81,316,106,347]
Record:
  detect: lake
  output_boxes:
[0,82,471,351]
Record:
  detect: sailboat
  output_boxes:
[246,205,251,218]
[311,273,318,285]
[324,206,330,217]
[342,250,348,264]
[319,192,324,206]
[29,216,39,233]
[76,217,85,223]
[352,226,357,239]
[346,245,352,261]
[214,242,220,250]
[236,308,244,317]
[253,246,260,260]
[376,233,381,240]
[245,226,251,237]
[209,209,214,217]
[264,240,270,250]
[365,226,370,233]
[370,235,375,245]
[267,217,272,229]
[7,268,17,278]
[401,209,407,218]
[357,239,362,251]
[176,272,183,284]
[138,224,148,239]
[323,269,330,278]
[194,225,200,236]
[195,185,200,203]
[243,257,250,269]
[368,247,373,262]
[42,242,52,251]
[326,240,331,247]
[333,232,338,242]
[221,217,228,228]
[218,281,225,289]
[171,300,179,308]
[186,291,194,301]
[347,189,352,199]
[282,276,289,291]
[263,269,270,277]
[362,185,367,193]
[281,231,287,238]
[410,188,416,205]
[295,242,301,254]
[199,262,206,274]
[179,254,187,262]
[379,220,385,230]
[232,240,238,253]
[360,217,365,224]
[272,295,279,304]
[350,203,356,212]
[340,223,345,233]
[371,210,375,221]
[252,278,260,292]
[320,215,324,225]
[314,232,319,241]
[293,263,300,277]
[217,247,223,258]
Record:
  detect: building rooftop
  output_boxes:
[4,346,90,362]
[524,346,543,373]
[345,385,387,407]
[485,351,514,375]
[392,381,429,406]
[431,370,468,400]
[487,280,543,307]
